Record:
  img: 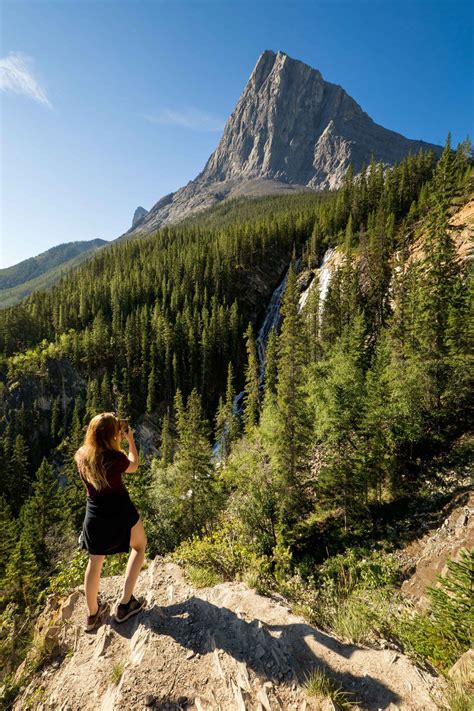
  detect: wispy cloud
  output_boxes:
[142,106,225,132]
[0,51,52,108]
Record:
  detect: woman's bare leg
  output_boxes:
[119,519,147,605]
[84,554,105,615]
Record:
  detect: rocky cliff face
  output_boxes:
[121,50,441,239]
[132,206,148,228]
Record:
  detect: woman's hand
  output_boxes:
[124,428,139,473]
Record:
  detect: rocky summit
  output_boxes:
[132,206,149,228]
[122,49,441,238]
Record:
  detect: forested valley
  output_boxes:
[1,136,472,704]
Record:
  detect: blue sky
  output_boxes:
[1,0,472,268]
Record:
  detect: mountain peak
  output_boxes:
[122,50,442,238]
[132,206,148,228]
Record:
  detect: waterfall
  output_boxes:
[318,246,336,306]
[212,250,335,461]
[297,246,335,314]
[212,263,292,460]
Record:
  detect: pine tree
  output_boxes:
[432,133,456,211]
[225,361,240,445]
[242,323,260,434]
[173,388,219,536]
[303,272,322,364]
[160,408,173,466]
[50,397,61,442]
[416,165,460,419]
[263,327,278,400]
[0,496,17,580]
[428,548,473,649]
[9,434,30,515]
[312,313,368,528]
[274,261,312,523]
[2,533,40,609]
[100,372,112,411]
[146,361,157,414]
[214,395,227,460]
[63,402,87,530]
[19,458,64,567]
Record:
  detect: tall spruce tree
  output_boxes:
[19,458,64,567]
[263,327,278,401]
[160,408,173,466]
[274,261,312,523]
[172,388,218,536]
[303,272,322,364]
[242,323,260,434]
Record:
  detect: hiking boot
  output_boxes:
[114,594,145,623]
[84,599,109,632]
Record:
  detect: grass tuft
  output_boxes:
[110,662,125,685]
[303,667,354,709]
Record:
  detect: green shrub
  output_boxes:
[47,549,138,598]
[47,549,88,596]
[315,546,401,595]
[170,515,270,586]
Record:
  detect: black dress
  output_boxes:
[78,450,140,556]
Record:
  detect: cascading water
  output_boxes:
[212,249,334,461]
[297,246,335,313]
[212,265,290,460]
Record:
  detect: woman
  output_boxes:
[75,412,147,631]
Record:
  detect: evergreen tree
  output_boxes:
[50,397,61,442]
[242,323,260,434]
[303,272,322,364]
[274,261,312,523]
[225,361,240,445]
[0,496,17,580]
[19,458,64,567]
[9,434,30,515]
[312,314,368,528]
[172,388,219,536]
[416,166,460,419]
[263,327,278,400]
[63,402,87,530]
[2,533,39,609]
[160,408,173,466]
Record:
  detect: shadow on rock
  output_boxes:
[111,597,401,710]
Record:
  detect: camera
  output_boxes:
[119,418,129,434]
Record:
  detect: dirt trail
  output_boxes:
[14,560,444,711]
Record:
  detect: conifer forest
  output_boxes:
[1,137,473,696]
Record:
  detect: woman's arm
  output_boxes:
[123,428,139,473]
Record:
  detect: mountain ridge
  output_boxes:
[0,238,107,290]
[0,239,108,309]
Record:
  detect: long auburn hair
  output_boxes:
[74,412,123,491]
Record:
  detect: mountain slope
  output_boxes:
[121,49,442,239]
[0,239,107,308]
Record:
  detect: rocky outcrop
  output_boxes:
[121,50,441,239]
[132,206,148,228]
[400,491,473,606]
[14,561,444,710]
